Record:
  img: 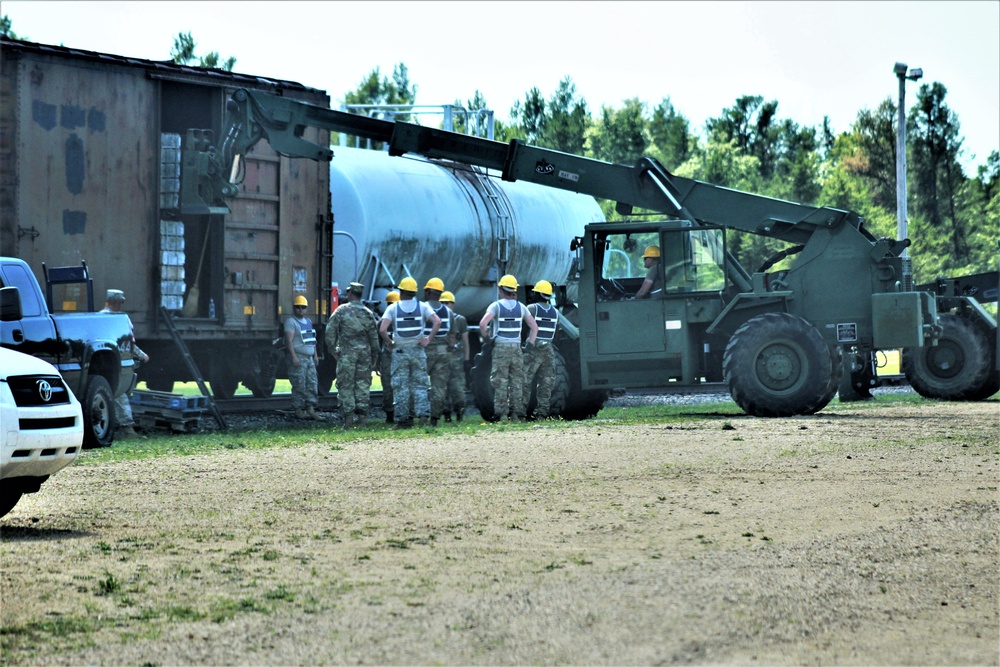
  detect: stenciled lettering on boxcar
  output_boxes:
[31,97,109,234]
[31,99,57,131]
[60,104,86,129]
[65,133,85,194]
[62,210,86,235]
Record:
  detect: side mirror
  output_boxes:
[0,286,23,322]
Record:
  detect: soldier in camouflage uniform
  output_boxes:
[378,291,400,423]
[284,295,322,420]
[325,282,380,428]
[478,274,538,422]
[422,278,451,426]
[522,280,560,420]
[440,291,469,422]
[379,277,440,429]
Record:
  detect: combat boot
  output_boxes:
[355,412,367,428]
[307,405,322,420]
[342,413,355,429]
[294,408,308,420]
[443,411,452,423]
[392,419,413,430]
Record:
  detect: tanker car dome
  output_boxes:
[440,291,455,303]
[293,295,308,307]
[532,280,553,297]
[398,277,418,292]
[498,274,518,291]
[424,277,445,292]
[386,291,400,304]
[643,245,661,259]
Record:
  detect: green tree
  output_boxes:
[706,95,780,178]
[509,87,546,144]
[0,14,25,39]
[588,98,648,166]
[648,98,691,171]
[908,81,967,262]
[541,76,590,155]
[771,120,822,204]
[170,32,236,71]
[847,98,897,211]
[341,64,417,146]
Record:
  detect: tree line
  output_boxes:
[344,64,998,285]
[1,20,993,284]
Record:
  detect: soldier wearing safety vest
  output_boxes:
[422,277,451,426]
[440,291,469,422]
[523,280,560,420]
[378,291,400,423]
[378,277,441,429]
[284,294,322,420]
[479,274,538,422]
[635,245,663,299]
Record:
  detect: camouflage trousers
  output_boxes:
[522,341,556,418]
[490,342,525,420]
[379,348,394,413]
[336,346,374,419]
[288,356,318,410]
[390,345,430,423]
[425,343,451,419]
[446,351,466,415]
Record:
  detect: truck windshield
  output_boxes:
[0,264,44,317]
[595,227,728,296]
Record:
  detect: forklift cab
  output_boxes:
[581,221,730,386]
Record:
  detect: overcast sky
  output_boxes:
[4,1,998,172]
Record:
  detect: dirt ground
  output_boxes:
[1,400,998,666]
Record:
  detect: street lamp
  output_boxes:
[894,62,923,270]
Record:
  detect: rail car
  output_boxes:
[1,36,605,401]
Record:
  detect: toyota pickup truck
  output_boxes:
[0,258,135,447]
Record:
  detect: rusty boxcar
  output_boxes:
[0,37,332,398]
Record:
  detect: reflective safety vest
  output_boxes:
[393,301,424,340]
[533,304,558,342]
[296,317,317,346]
[430,303,450,339]
[495,301,523,342]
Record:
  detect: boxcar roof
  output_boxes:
[1,36,328,97]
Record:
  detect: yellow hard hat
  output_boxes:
[643,245,661,259]
[398,276,418,292]
[424,277,445,292]
[385,291,400,304]
[440,290,455,303]
[293,295,308,307]
[532,280,553,297]
[498,274,518,291]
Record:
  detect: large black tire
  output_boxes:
[805,344,845,415]
[144,377,174,393]
[556,341,609,420]
[470,345,497,421]
[247,350,278,398]
[82,375,115,449]
[903,313,994,400]
[317,358,336,397]
[0,489,23,518]
[723,312,835,417]
[209,359,239,400]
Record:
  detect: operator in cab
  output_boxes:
[634,245,663,299]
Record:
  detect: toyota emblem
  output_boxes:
[36,379,53,403]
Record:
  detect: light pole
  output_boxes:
[894,62,923,268]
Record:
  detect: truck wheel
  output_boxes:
[0,489,23,518]
[723,313,834,417]
[83,375,115,448]
[248,350,277,398]
[210,361,239,400]
[470,346,496,421]
[555,343,609,420]
[902,313,993,400]
[317,358,336,397]
[806,345,844,414]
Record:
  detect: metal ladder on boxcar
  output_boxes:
[159,307,227,429]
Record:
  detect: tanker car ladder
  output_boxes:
[470,165,513,275]
[158,307,227,429]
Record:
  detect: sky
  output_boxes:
[4,0,999,173]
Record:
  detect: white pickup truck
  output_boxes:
[1,347,83,518]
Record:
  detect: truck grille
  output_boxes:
[6,375,72,407]
[19,417,78,430]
